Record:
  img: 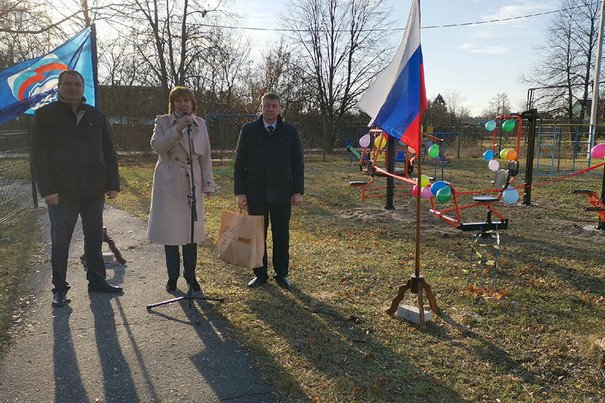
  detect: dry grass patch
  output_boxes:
[0,210,44,350]
[112,155,605,401]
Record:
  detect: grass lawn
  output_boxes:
[0,211,43,350]
[111,155,605,401]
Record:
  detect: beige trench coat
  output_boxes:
[147,114,215,245]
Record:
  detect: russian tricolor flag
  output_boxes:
[357,0,427,153]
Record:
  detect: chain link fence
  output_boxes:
[0,121,36,225]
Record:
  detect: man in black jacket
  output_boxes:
[31,70,122,307]
[234,92,304,290]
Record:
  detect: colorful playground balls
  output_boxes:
[427,144,440,158]
[436,186,452,202]
[505,149,518,161]
[485,120,497,132]
[591,143,605,159]
[483,149,494,161]
[374,134,387,149]
[359,133,371,148]
[430,180,449,195]
[488,159,500,172]
[413,185,433,199]
[421,186,433,199]
[419,174,430,188]
[502,119,516,132]
[502,187,519,204]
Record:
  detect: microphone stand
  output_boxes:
[147,119,223,325]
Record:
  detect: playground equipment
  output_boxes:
[353,113,605,232]
[349,129,415,201]
[570,189,605,221]
[534,123,605,176]
[468,229,501,291]
[428,114,523,232]
[349,129,446,203]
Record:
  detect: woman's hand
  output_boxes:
[176,114,194,133]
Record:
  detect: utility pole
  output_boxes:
[588,0,605,162]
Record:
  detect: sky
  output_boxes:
[231,0,561,116]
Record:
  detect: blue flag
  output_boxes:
[0,27,95,125]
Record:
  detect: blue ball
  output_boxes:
[430,180,449,196]
[502,187,519,204]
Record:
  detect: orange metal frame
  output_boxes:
[352,116,524,228]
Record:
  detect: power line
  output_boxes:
[186,1,600,33]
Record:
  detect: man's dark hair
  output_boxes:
[261,92,281,105]
[58,70,84,85]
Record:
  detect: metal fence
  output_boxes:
[533,122,605,176]
[0,129,35,224]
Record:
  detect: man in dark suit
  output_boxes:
[233,92,304,290]
[31,70,123,308]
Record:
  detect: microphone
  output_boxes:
[183,112,193,132]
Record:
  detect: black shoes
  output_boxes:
[247,276,292,290]
[165,278,202,293]
[274,275,292,290]
[247,276,268,288]
[187,279,202,292]
[166,279,177,292]
[88,281,123,293]
[52,291,70,307]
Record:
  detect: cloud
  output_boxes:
[481,1,556,24]
[457,42,509,54]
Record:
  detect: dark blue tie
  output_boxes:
[267,125,274,133]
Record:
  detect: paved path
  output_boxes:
[0,205,275,402]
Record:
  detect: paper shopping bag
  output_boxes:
[217,210,265,269]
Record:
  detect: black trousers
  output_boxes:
[247,201,291,279]
[164,243,197,283]
[48,194,106,293]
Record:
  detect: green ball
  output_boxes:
[502,119,516,132]
[427,144,440,158]
[436,186,452,202]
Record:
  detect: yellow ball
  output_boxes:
[374,134,387,149]
[419,175,430,188]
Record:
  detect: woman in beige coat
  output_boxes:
[147,86,215,293]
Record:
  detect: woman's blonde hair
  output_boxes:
[168,86,197,114]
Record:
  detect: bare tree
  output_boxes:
[284,0,392,152]
[523,0,600,123]
[0,0,58,69]
[480,93,512,118]
[193,29,252,112]
[442,89,467,118]
[244,38,314,118]
[117,0,230,96]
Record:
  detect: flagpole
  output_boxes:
[414,120,424,324]
[90,23,100,108]
[415,0,423,281]
[415,131,422,281]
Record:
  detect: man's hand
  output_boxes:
[44,193,59,206]
[106,190,119,199]
[291,193,304,205]
[236,194,247,210]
